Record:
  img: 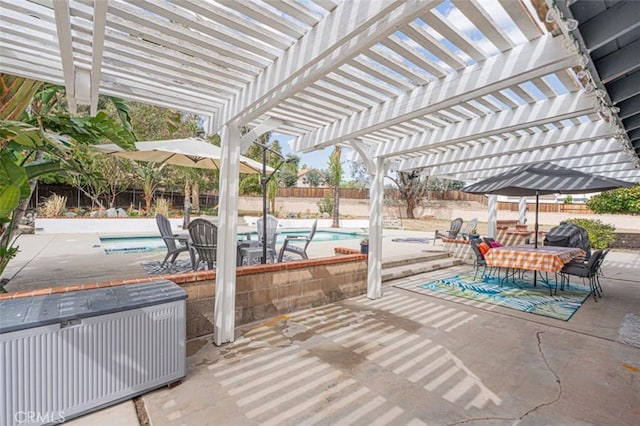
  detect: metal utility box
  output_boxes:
[0,280,187,426]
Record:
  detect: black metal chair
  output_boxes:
[277,219,318,262]
[156,214,192,268]
[188,218,217,270]
[560,249,603,302]
[469,238,489,281]
[434,217,463,245]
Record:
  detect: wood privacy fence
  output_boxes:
[497,201,593,214]
[276,188,487,202]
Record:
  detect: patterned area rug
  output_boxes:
[420,272,591,321]
[141,260,205,276]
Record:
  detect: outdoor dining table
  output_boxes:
[484,244,586,294]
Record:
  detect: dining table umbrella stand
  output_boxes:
[461,161,633,287]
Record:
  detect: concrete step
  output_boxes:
[382,252,450,270]
[382,256,464,282]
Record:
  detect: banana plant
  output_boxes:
[0,74,136,289]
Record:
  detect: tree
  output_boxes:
[0,74,135,288]
[326,146,343,228]
[386,171,429,219]
[305,169,324,187]
[133,162,166,213]
[348,160,370,189]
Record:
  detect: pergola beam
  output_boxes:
[372,92,595,158]
[221,0,440,127]
[580,1,640,52]
[293,36,578,152]
[52,0,77,112]
[90,0,108,115]
[399,121,614,170]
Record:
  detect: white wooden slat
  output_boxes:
[222,0,307,39]
[312,0,338,12]
[458,102,487,117]
[303,86,370,111]
[292,92,355,116]
[129,0,281,60]
[554,70,581,93]
[372,93,596,158]
[401,22,467,71]
[334,66,402,98]
[451,0,514,52]
[294,36,577,153]
[420,9,486,62]
[348,57,414,91]
[263,0,319,27]
[269,107,330,127]
[508,84,537,104]
[490,91,520,108]
[323,74,388,104]
[106,2,272,69]
[446,106,475,120]
[531,77,558,98]
[101,8,262,75]
[497,0,543,41]
[473,97,502,113]
[225,0,440,127]
[313,80,378,109]
[365,46,431,85]
[99,87,216,116]
[380,34,450,78]
[180,0,291,50]
[279,99,344,122]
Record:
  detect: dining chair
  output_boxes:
[188,218,218,270]
[256,214,278,263]
[560,249,603,302]
[277,219,318,262]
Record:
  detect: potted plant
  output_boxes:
[360,238,369,254]
[469,228,480,240]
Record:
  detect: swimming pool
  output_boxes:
[100,230,363,254]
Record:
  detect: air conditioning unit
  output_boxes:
[1,280,187,426]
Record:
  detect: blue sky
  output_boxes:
[274,132,355,177]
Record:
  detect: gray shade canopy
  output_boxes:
[461,162,634,196]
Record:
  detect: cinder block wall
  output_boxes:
[180,252,368,339]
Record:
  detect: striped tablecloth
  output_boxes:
[484,244,585,273]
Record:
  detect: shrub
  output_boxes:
[40,193,67,217]
[154,197,170,217]
[586,185,640,214]
[563,218,617,249]
[317,194,333,215]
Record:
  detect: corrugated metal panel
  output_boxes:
[1,301,185,426]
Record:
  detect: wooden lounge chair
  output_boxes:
[277,219,318,262]
[433,217,463,245]
[460,217,479,240]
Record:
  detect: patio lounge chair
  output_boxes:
[277,219,318,262]
[156,214,193,268]
[460,217,479,240]
[256,214,278,263]
[433,217,463,245]
[188,218,217,270]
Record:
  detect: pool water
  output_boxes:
[100,230,363,254]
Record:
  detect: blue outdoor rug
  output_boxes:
[420,272,591,321]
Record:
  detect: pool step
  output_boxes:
[382,253,463,282]
[382,252,450,270]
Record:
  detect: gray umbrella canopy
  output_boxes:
[461,162,634,196]
[461,162,634,250]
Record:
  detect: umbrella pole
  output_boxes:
[262,146,268,264]
[534,191,539,287]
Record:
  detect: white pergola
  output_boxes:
[2,0,639,344]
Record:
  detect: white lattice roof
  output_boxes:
[2,0,639,182]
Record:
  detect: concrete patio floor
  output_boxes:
[139,256,640,425]
[5,229,640,424]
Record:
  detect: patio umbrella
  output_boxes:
[94,137,272,174]
[94,137,273,226]
[461,162,634,248]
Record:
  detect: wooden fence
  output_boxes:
[497,201,593,214]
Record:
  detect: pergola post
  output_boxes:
[487,194,498,238]
[367,157,384,299]
[214,123,241,345]
[518,197,527,225]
